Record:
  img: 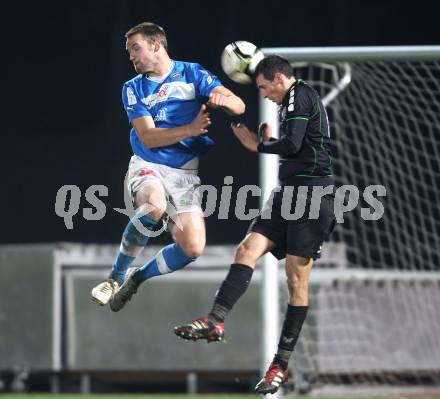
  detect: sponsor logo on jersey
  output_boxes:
[141,82,195,108]
[154,108,167,122]
[127,87,137,105]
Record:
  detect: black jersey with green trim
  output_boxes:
[258,79,333,183]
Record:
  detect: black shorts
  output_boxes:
[248,185,336,260]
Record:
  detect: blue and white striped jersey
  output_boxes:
[122,60,222,168]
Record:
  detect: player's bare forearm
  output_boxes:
[208,86,245,115]
[133,105,211,148]
[223,95,245,115]
[138,119,210,147]
[137,126,192,148]
[231,123,259,152]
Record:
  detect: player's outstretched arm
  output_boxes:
[207,86,245,116]
[230,123,259,152]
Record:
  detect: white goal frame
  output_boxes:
[258,45,440,396]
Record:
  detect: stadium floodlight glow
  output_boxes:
[259,45,440,396]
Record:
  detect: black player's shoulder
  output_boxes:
[296,79,316,93]
[296,80,320,101]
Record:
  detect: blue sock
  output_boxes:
[110,212,158,284]
[134,243,196,284]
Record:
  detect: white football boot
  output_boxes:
[91,278,120,305]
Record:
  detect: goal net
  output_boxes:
[259,46,440,394]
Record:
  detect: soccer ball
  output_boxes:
[221,41,265,84]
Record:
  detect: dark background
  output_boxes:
[2,0,440,244]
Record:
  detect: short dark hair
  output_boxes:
[125,22,168,51]
[254,55,293,81]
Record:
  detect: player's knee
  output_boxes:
[286,274,300,292]
[287,267,310,293]
[138,200,167,221]
[180,240,205,259]
[234,241,258,264]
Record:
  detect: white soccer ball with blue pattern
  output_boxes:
[221,41,265,84]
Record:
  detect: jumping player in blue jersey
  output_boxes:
[91,22,245,310]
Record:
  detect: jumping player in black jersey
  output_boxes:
[174,55,336,395]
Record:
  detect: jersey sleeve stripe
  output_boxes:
[285,116,309,121]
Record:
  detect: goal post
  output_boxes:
[262,45,440,61]
[259,46,440,394]
[259,96,280,383]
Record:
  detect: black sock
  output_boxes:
[274,305,309,370]
[208,263,254,323]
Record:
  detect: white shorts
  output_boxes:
[126,155,202,215]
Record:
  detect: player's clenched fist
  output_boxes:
[207,92,230,109]
[258,122,273,141]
